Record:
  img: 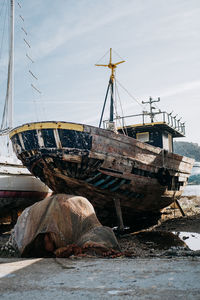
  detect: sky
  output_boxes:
[0,0,200,145]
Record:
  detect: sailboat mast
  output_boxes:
[3,0,15,131]
[7,0,15,129]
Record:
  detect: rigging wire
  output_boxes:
[114,78,158,123]
[95,48,159,126]
[95,49,110,64]
[29,70,38,80]
[96,48,160,127]
[21,27,27,35]
[115,78,128,135]
[17,1,46,121]
[112,49,125,63]
[115,78,144,109]
[23,38,31,48]
[26,53,34,63]
[96,49,150,129]
[19,14,24,22]
[113,71,127,134]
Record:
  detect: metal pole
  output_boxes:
[99,80,111,128]
[8,0,14,129]
[110,79,114,122]
[149,97,153,122]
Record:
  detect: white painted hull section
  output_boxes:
[0,156,51,215]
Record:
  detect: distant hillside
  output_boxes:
[188,174,200,185]
[173,141,200,161]
[174,141,200,185]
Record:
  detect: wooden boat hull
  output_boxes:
[10,121,194,226]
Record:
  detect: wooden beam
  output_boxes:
[175,199,185,217]
[114,198,124,231]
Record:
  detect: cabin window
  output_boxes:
[136,132,149,142]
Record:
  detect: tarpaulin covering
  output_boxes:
[12,194,119,257]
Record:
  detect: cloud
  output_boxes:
[26,1,145,60]
[159,80,200,98]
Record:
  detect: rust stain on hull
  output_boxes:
[9,122,194,226]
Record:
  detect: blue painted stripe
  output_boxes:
[110,179,126,192]
[93,176,111,187]
[93,179,106,187]
[101,178,117,189]
[85,172,101,183]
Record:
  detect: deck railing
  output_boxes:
[103,111,185,136]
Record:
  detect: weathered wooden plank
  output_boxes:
[9,122,194,227]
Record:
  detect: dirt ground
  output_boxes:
[118,196,200,257]
[0,196,200,258]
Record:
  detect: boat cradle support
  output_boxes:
[113,198,125,231]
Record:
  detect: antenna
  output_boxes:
[142,97,160,123]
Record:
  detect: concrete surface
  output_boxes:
[0,257,200,299]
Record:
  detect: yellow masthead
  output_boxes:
[95,48,125,82]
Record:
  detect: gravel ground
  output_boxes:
[0,196,200,300]
[0,196,200,258]
[1,257,200,299]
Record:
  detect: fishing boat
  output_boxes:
[0,0,51,220]
[9,48,194,228]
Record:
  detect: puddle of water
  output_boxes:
[173,232,200,251]
[133,231,200,251]
[134,231,187,250]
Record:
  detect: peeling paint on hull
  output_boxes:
[10,121,194,226]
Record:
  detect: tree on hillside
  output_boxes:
[174,141,200,161]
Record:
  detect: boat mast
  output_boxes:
[1,0,14,132]
[96,48,125,128]
[8,0,14,129]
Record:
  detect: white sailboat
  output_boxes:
[0,0,51,220]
